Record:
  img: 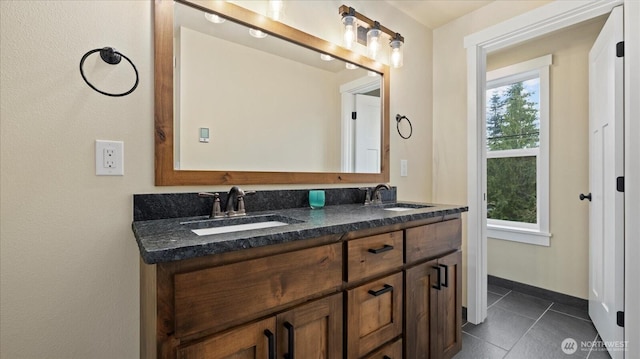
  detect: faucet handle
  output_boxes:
[359,187,372,205]
[199,192,224,218]
[236,196,246,215]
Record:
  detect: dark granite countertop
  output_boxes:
[133,202,468,264]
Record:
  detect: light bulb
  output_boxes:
[320,54,334,61]
[345,63,358,70]
[249,28,268,39]
[367,27,381,60]
[368,71,379,77]
[390,39,403,68]
[204,13,225,24]
[342,15,356,49]
[267,0,285,21]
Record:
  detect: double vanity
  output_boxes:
[133,188,467,358]
[144,1,467,357]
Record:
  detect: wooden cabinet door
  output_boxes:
[405,251,462,359]
[276,294,343,359]
[405,260,438,359]
[347,272,403,358]
[177,317,276,359]
[437,251,462,359]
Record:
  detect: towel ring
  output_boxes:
[396,114,413,139]
[79,47,139,97]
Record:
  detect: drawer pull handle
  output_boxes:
[284,322,295,359]
[368,284,394,297]
[368,244,394,254]
[432,266,442,290]
[440,264,449,288]
[264,329,275,359]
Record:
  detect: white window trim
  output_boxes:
[485,54,552,246]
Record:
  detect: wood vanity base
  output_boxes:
[141,215,462,359]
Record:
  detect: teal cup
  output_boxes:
[309,190,325,209]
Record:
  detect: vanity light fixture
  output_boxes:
[390,34,404,68]
[249,28,268,39]
[342,8,356,49]
[339,5,405,68]
[345,63,358,70]
[267,0,285,21]
[204,12,226,24]
[367,22,382,60]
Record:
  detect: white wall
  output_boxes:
[0,1,433,357]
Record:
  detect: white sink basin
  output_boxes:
[384,207,415,212]
[182,214,302,237]
[381,203,432,212]
[191,221,290,236]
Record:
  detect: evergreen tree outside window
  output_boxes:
[485,55,551,246]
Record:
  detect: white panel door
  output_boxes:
[354,94,381,173]
[588,6,624,359]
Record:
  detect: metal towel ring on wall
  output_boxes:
[396,114,413,139]
[79,47,139,97]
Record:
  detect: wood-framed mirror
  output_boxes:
[155,0,390,185]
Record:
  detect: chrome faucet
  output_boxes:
[371,183,391,205]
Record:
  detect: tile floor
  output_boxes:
[453,284,613,359]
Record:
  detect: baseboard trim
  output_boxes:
[488,275,588,310]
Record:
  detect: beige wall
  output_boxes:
[485,18,606,299]
[0,1,432,357]
[432,1,551,305]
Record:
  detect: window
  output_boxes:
[485,55,551,246]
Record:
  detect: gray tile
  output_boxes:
[464,306,535,350]
[587,335,614,359]
[495,291,552,320]
[550,302,591,321]
[488,291,504,307]
[453,333,507,359]
[587,347,613,359]
[506,310,598,359]
[488,284,511,296]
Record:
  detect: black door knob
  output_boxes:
[580,193,592,201]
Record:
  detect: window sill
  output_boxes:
[487,224,551,246]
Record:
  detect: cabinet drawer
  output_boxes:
[347,231,403,282]
[363,338,402,359]
[347,272,403,358]
[177,317,275,359]
[405,219,461,264]
[174,243,342,338]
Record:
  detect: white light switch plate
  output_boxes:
[400,159,408,177]
[96,140,124,176]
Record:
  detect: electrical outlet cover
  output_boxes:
[96,140,124,176]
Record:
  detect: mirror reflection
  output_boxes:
[173,2,383,173]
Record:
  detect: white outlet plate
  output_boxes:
[96,140,124,176]
[400,159,408,177]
